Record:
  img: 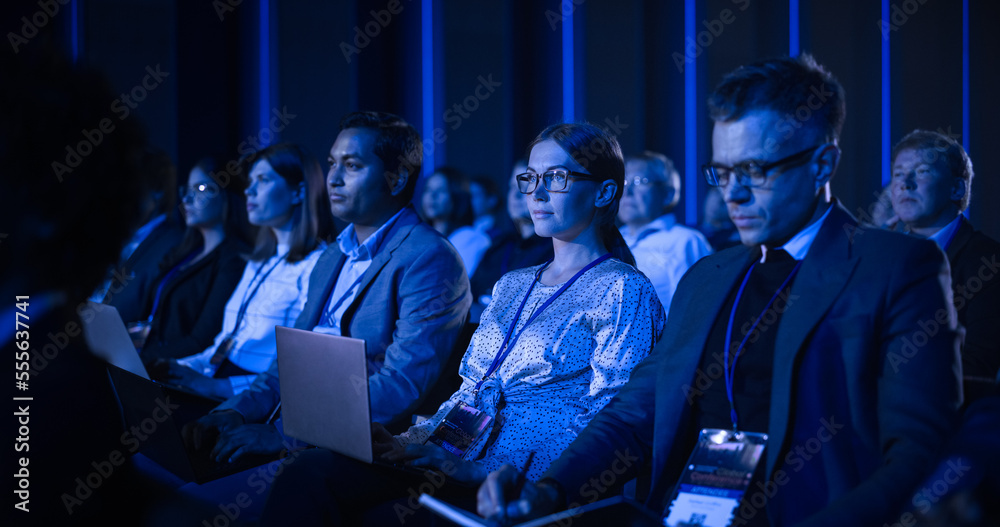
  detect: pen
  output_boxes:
[501,451,536,526]
[512,451,536,498]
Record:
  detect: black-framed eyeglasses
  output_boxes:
[516,169,603,194]
[702,145,822,188]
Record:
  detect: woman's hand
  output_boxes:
[167,361,233,399]
[381,443,487,485]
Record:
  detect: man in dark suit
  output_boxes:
[480,55,962,526]
[888,129,1000,402]
[185,112,471,461]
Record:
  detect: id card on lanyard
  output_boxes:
[664,429,768,527]
[427,253,612,457]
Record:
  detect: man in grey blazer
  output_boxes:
[186,112,471,461]
[480,56,962,526]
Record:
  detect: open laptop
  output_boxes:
[276,326,433,476]
[80,301,225,402]
[84,301,271,482]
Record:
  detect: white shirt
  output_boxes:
[620,213,714,318]
[449,226,492,279]
[760,202,835,263]
[178,243,323,393]
[313,208,406,336]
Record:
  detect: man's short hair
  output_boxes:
[892,129,974,211]
[626,151,681,210]
[708,54,846,145]
[339,111,422,202]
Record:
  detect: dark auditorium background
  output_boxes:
[5,0,999,239]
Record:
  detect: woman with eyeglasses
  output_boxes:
[159,143,335,400]
[131,157,256,364]
[259,123,665,526]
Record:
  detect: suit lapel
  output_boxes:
[765,203,860,476]
[648,245,757,503]
[946,215,973,261]
[340,206,420,328]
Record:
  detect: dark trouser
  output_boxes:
[260,449,477,526]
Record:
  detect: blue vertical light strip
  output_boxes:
[70,0,80,62]
[881,0,890,188]
[684,0,697,226]
[259,0,271,143]
[562,2,575,122]
[962,0,970,154]
[962,0,970,216]
[789,0,799,57]
[421,0,434,177]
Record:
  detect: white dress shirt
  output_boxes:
[620,213,714,318]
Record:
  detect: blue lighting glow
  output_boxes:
[422,0,434,177]
[962,0,969,155]
[562,3,574,123]
[259,0,271,144]
[684,0,697,226]
[789,0,800,57]
[881,0,890,188]
[71,0,80,62]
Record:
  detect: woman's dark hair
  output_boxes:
[242,143,335,263]
[526,122,635,266]
[160,157,258,271]
[423,166,474,232]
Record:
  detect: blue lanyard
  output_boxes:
[147,250,198,322]
[321,272,366,326]
[722,257,802,431]
[474,253,612,395]
[230,251,287,335]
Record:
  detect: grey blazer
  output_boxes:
[217,205,471,427]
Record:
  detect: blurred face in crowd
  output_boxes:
[507,161,530,223]
[523,140,603,242]
[182,167,225,228]
[245,159,301,230]
[469,181,496,219]
[712,110,827,248]
[890,148,961,233]
[327,127,395,229]
[618,159,671,228]
[421,173,453,222]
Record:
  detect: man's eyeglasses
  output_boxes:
[623,176,665,189]
[702,145,822,188]
[516,169,603,194]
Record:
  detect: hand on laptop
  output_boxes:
[211,424,284,463]
[381,442,487,485]
[371,422,402,455]
[477,465,561,523]
[166,360,233,399]
[182,409,244,452]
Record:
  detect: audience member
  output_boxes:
[468,160,553,321]
[468,174,504,235]
[699,186,742,251]
[422,166,491,276]
[1,43,158,525]
[480,54,962,527]
[259,121,665,526]
[619,151,713,316]
[888,130,1000,401]
[132,157,255,363]
[182,111,471,464]
[161,143,333,399]
[98,148,186,322]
